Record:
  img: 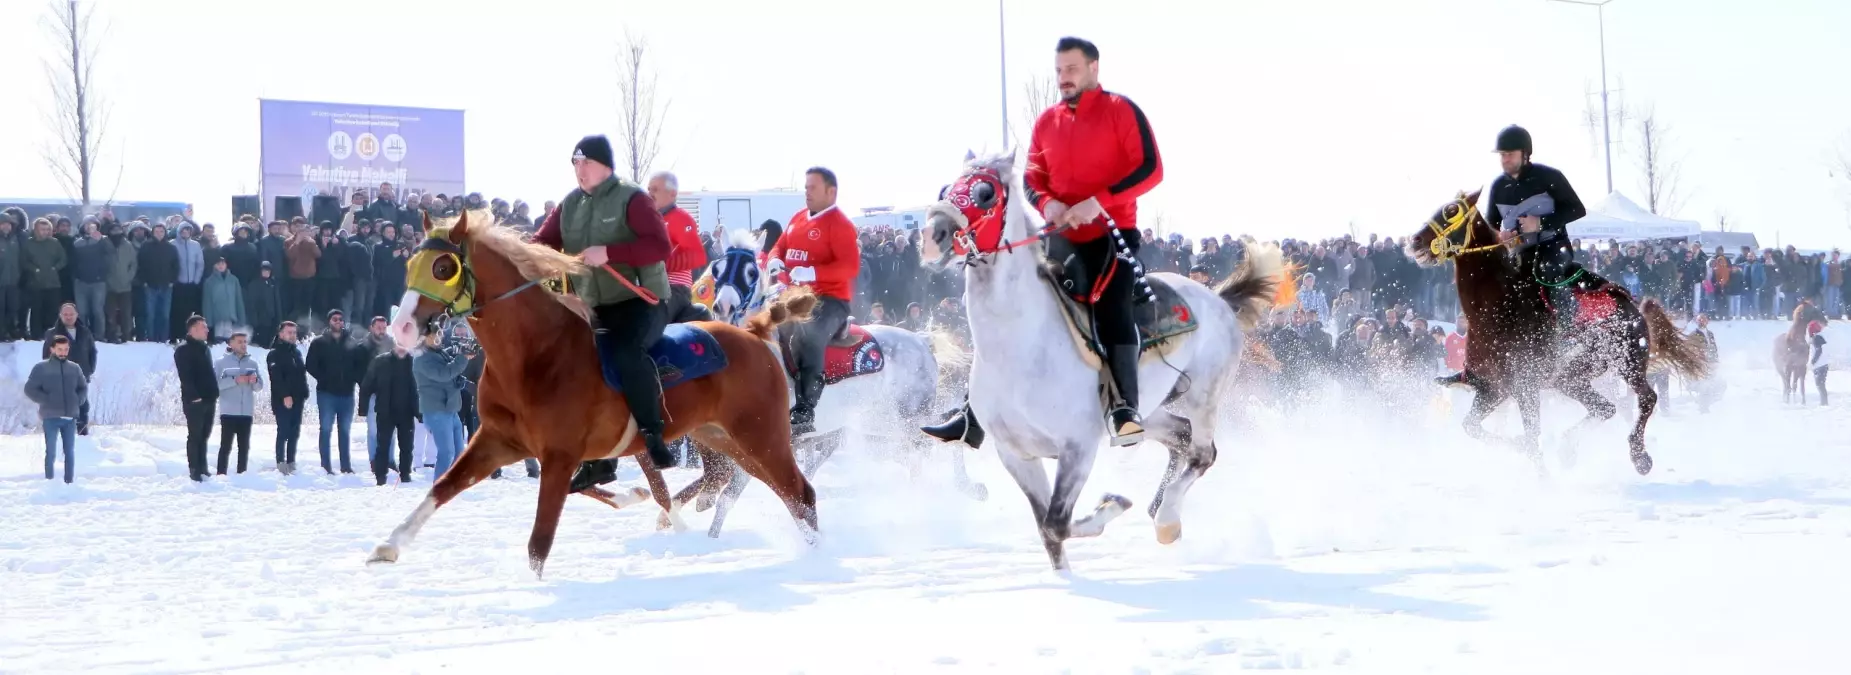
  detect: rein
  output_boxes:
[1426,197,1505,261]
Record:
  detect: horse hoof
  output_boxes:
[1155,521,1182,545]
[366,544,399,565]
[1102,494,1133,512]
[1632,451,1653,476]
[695,494,718,512]
[655,514,673,531]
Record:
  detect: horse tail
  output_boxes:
[744,285,818,342]
[1216,239,1289,334]
[1640,296,1712,381]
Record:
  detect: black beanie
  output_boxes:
[573,135,615,169]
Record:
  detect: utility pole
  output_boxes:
[999,0,1008,150]
[1549,0,1615,195]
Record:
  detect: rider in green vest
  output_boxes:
[532,135,676,493]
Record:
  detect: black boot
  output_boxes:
[568,458,620,493]
[1105,344,1144,446]
[790,372,823,437]
[921,402,985,448]
[1550,284,1580,341]
[642,430,675,469]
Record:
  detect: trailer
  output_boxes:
[676,189,806,232]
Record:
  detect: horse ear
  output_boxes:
[1464,189,1483,207]
[450,209,471,240]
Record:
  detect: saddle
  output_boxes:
[779,322,887,385]
[1038,260,1200,371]
[593,323,730,397]
[1540,270,1623,327]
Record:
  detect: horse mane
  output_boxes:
[438,209,593,324]
[745,285,819,341]
[727,226,758,251]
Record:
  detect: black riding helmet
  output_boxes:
[1495,125,1533,157]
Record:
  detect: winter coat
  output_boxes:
[411,347,470,414]
[285,235,320,279]
[373,239,409,295]
[265,338,310,411]
[305,330,369,395]
[71,237,113,284]
[245,274,281,336]
[201,270,247,334]
[137,238,179,287]
[346,238,374,281]
[358,352,419,424]
[22,236,68,291]
[219,236,261,287]
[174,237,206,285]
[104,235,138,293]
[24,357,88,420]
[42,321,98,378]
[258,234,289,279]
[314,233,345,280]
[173,338,218,404]
[213,350,265,417]
[0,233,20,287]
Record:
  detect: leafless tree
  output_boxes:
[1634,107,1685,216]
[614,30,669,183]
[1715,209,1737,233]
[1012,74,1061,147]
[40,0,112,212]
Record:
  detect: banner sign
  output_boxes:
[259,99,464,219]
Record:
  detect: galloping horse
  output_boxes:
[366,209,819,577]
[924,152,1287,572]
[1773,300,1828,404]
[666,232,983,538]
[1409,190,1711,474]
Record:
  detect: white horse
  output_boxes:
[667,230,984,537]
[923,152,1286,572]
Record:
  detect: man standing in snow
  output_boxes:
[267,321,309,475]
[42,303,97,435]
[174,315,218,481]
[214,331,263,475]
[25,335,87,484]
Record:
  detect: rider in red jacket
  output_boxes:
[648,171,712,323]
[768,167,861,435]
[924,36,1162,449]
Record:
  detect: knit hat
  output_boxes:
[572,135,615,169]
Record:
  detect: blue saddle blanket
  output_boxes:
[595,323,729,396]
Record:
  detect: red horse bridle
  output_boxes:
[939,168,1066,262]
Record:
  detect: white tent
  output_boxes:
[1566,192,1701,242]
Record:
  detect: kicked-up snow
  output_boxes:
[1,320,1848,674]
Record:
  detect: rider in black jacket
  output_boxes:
[1486,125,1589,337]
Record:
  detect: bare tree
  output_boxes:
[40,0,112,212]
[1635,107,1685,216]
[1012,74,1061,147]
[614,30,669,183]
[1715,209,1737,233]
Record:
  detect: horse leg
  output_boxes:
[1552,374,1616,470]
[994,448,1064,570]
[1623,362,1657,475]
[642,458,689,533]
[369,432,523,565]
[1049,439,1130,547]
[1146,410,1213,545]
[579,485,654,511]
[526,447,584,579]
[798,433,839,480]
[701,424,818,541]
[690,426,756,538]
[1462,387,1505,443]
[1514,386,1544,470]
[693,445,731,512]
[944,434,988,501]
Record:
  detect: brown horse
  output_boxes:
[1409,190,1711,474]
[366,209,819,577]
[1773,300,1827,404]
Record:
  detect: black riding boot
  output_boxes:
[921,400,985,448]
[1549,283,1580,340]
[569,458,620,493]
[1106,344,1144,446]
[790,372,823,437]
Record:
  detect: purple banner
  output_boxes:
[259,99,465,220]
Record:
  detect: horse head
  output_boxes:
[389,208,585,352]
[923,151,1032,272]
[707,236,766,326]
[1408,189,1497,266]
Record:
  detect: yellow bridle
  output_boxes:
[1426,194,1505,261]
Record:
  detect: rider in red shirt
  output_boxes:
[924,36,1163,448]
[648,171,713,323]
[768,167,861,435]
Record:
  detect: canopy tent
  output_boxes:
[1565,192,1702,243]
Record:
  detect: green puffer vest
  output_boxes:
[559,178,670,306]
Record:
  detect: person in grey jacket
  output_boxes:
[25,335,87,483]
[214,331,264,474]
[103,222,138,343]
[412,329,476,479]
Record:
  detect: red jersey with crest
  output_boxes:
[1023,86,1164,243]
[662,206,705,287]
[769,206,860,302]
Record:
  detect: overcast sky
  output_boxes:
[0,0,1847,248]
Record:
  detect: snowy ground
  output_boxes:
[2,320,1847,674]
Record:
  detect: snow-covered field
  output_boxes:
[2,320,1847,674]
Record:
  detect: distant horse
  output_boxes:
[366,209,819,577]
[1408,190,1711,474]
[923,152,1288,572]
[668,233,983,538]
[1773,300,1828,404]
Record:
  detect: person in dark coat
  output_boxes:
[313,223,348,324]
[304,309,368,474]
[173,315,218,481]
[266,321,309,475]
[220,224,262,287]
[244,262,282,347]
[25,335,87,483]
[137,223,179,341]
[371,223,410,322]
[345,228,375,326]
[42,303,97,435]
[357,346,419,485]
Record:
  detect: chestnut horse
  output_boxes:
[1409,190,1711,474]
[1773,300,1828,404]
[366,209,818,577]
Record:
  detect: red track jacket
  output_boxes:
[1023,86,1164,243]
[769,206,860,302]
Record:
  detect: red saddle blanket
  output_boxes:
[822,325,885,384]
[1573,288,1619,324]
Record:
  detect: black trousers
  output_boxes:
[666,283,713,323]
[1046,228,1143,346]
[216,415,253,474]
[372,417,415,484]
[274,402,302,464]
[0,286,20,338]
[29,288,63,336]
[593,298,670,434]
[782,295,851,409]
[289,279,316,323]
[183,400,216,479]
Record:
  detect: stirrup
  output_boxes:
[1108,408,1144,447]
